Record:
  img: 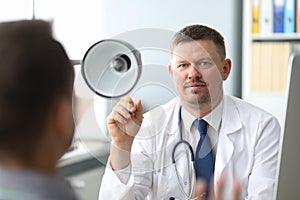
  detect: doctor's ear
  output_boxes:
[222,58,231,80]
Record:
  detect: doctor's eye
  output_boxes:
[178,63,188,68]
[197,61,213,68]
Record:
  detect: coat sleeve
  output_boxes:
[98,162,135,200]
[98,134,155,200]
[247,115,281,200]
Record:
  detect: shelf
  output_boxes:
[252,34,300,42]
[243,0,292,127]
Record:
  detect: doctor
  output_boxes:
[99,24,281,199]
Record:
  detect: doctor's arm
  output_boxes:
[98,97,145,200]
[247,116,281,199]
[107,96,143,170]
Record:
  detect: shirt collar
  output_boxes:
[181,99,224,133]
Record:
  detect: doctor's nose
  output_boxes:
[187,65,201,80]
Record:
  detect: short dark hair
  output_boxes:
[0,20,74,158]
[171,24,226,60]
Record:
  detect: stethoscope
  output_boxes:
[170,106,198,200]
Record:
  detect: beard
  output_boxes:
[184,89,212,107]
[181,78,212,105]
[181,81,223,112]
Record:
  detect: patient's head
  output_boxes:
[0,20,74,167]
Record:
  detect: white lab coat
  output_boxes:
[99,95,281,200]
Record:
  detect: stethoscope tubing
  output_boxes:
[170,106,197,199]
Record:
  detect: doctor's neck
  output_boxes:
[180,94,223,118]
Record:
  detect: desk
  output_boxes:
[59,140,110,200]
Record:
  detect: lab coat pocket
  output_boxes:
[151,157,190,199]
[153,168,169,199]
[153,165,187,200]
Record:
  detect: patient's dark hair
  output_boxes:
[171,24,226,60]
[0,20,73,158]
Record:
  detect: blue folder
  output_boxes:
[284,0,296,33]
[274,0,285,32]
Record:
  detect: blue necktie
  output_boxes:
[194,119,214,184]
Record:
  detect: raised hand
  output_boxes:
[107,96,143,170]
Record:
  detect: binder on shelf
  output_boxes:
[251,42,261,92]
[251,42,291,92]
[260,0,274,33]
[271,42,290,91]
[296,0,300,33]
[271,43,281,91]
[284,0,296,33]
[252,0,260,33]
[260,43,273,91]
[273,42,289,92]
[274,0,285,33]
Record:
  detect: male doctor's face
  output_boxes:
[168,39,231,114]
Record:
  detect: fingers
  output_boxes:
[113,102,132,124]
[232,180,241,200]
[213,177,241,200]
[135,99,142,113]
[193,179,208,199]
[134,99,144,123]
[214,176,225,200]
[120,96,136,113]
[107,97,144,139]
[108,97,138,125]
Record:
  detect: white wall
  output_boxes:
[34,0,102,60]
[0,0,32,21]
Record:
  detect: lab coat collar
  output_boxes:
[167,96,242,136]
[167,97,224,136]
[220,95,242,134]
[180,100,223,134]
[214,95,243,181]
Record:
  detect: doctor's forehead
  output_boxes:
[171,42,211,59]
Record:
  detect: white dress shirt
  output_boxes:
[180,100,223,159]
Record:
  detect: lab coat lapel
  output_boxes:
[215,96,242,180]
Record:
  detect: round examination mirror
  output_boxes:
[81,39,142,98]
